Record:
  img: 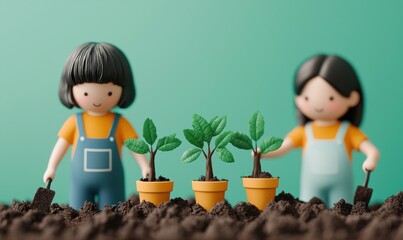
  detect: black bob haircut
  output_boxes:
[59,42,136,108]
[294,54,364,127]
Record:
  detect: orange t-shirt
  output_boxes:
[58,112,138,158]
[287,122,367,160]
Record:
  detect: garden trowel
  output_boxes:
[31,178,55,213]
[353,170,373,206]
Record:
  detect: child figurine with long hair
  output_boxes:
[43,42,149,210]
[262,55,380,206]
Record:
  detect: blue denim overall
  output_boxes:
[70,113,125,210]
[300,121,353,207]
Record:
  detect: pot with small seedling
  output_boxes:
[181,114,235,211]
[231,111,283,210]
[125,118,181,206]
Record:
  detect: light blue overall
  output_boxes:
[300,121,353,207]
[70,113,125,210]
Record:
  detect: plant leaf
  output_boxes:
[183,129,204,148]
[181,148,202,163]
[230,132,253,150]
[216,148,235,163]
[156,134,182,152]
[215,131,234,149]
[210,116,227,136]
[249,111,265,141]
[260,137,283,154]
[143,118,157,145]
[192,114,213,142]
[124,139,149,154]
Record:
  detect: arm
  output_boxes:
[43,137,70,183]
[360,140,380,172]
[119,117,150,178]
[130,152,150,178]
[261,137,294,158]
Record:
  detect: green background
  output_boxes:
[0,0,401,206]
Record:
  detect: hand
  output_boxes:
[362,159,377,172]
[141,166,151,179]
[359,140,380,173]
[43,168,56,183]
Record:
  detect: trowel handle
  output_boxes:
[45,178,52,190]
[363,170,371,188]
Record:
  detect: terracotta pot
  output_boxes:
[136,180,174,206]
[192,180,228,211]
[242,177,279,210]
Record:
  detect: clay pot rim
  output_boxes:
[242,177,279,189]
[241,176,279,179]
[192,180,228,192]
[136,180,174,192]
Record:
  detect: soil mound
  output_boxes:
[0,191,402,240]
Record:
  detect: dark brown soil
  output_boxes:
[197,176,227,181]
[1,191,402,240]
[140,176,170,181]
[243,171,275,178]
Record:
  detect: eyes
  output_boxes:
[83,92,113,96]
[303,96,334,101]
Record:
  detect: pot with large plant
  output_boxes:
[125,118,181,206]
[181,114,235,211]
[231,111,283,210]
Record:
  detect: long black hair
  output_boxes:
[59,42,136,108]
[294,54,364,127]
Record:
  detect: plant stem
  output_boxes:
[205,143,214,181]
[252,150,262,178]
[149,150,156,181]
[206,152,214,181]
[202,149,208,159]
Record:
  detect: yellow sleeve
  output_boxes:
[117,116,138,143]
[57,115,76,144]
[346,125,368,151]
[286,126,305,148]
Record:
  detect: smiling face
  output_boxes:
[295,76,360,124]
[72,82,122,115]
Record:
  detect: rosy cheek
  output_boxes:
[75,96,91,107]
[102,97,114,106]
[327,101,345,113]
[296,102,311,115]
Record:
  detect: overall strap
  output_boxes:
[305,122,314,141]
[108,113,121,137]
[336,121,350,141]
[76,113,86,138]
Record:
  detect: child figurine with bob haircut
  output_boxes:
[261,54,380,207]
[43,42,149,210]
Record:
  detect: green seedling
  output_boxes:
[181,114,235,181]
[231,111,283,178]
[125,118,182,182]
